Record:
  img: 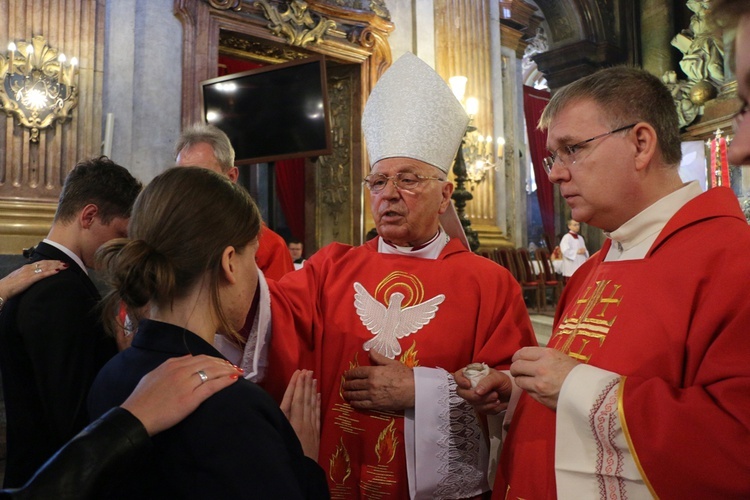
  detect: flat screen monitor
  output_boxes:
[201,55,332,164]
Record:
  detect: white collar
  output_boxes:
[603,181,701,261]
[42,238,88,274]
[377,227,450,260]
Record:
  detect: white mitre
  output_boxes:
[362,52,471,248]
[362,52,469,173]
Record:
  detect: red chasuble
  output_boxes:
[497,187,750,499]
[263,238,535,499]
[255,224,294,281]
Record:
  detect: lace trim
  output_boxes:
[433,374,486,499]
[590,377,627,499]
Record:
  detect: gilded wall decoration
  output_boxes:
[255,0,337,47]
[666,0,725,128]
[219,32,309,63]
[0,36,79,143]
[317,70,353,243]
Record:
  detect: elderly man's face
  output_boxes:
[547,99,640,232]
[729,15,750,167]
[369,157,452,247]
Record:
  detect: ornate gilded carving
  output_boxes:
[205,0,241,10]
[0,36,78,143]
[317,72,351,243]
[219,32,308,63]
[666,0,725,128]
[255,0,337,47]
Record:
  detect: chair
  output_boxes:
[535,248,562,311]
[496,248,518,279]
[513,248,543,312]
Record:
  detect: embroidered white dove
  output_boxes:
[353,282,445,359]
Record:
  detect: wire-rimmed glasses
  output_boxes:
[542,123,637,175]
[363,172,445,193]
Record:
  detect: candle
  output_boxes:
[7,42,15,75]
[57,53,66,86]
[25,44,33,74]
[466,97,479,117]
[69,57,78,87]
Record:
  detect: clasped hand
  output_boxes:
[455,347,580,413]
[509,347,578,410]
[342,350,415,411]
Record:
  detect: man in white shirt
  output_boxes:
[0,157,141,488]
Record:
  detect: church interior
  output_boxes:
[0,0,745,486]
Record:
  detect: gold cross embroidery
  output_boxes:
[551,280,622,363]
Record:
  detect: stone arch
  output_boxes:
[529,0,640,90]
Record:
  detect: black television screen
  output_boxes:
[201,55,332,164]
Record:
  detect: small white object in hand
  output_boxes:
[463,362,490,388]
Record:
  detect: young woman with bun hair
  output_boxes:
[88,167,327,499]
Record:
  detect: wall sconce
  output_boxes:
[448,75,497,189]
[0,36,79,142]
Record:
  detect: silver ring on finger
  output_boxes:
[196,370,209,384]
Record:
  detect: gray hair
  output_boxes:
[174,123,235,173]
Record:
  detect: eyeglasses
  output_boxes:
[363,172,445,193]
[732,100,748,134]
[543,123,637,175]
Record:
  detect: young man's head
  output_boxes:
[52,156,142,267]
[174,124,239,182]
[567,220,580,234]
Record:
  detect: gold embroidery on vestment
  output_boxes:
[551,280,623,362]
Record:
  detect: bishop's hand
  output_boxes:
[342,350,415,411]
[454,367,512,415]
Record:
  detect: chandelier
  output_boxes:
[1,36,79,142]
[448,76,500,188]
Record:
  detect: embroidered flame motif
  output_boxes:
[354,275,444,359]
[399,340,419,367]
[375,419,398,464]
[329,438,352,485]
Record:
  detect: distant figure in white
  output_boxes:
[559,219,589,280]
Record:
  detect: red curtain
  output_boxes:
[275,158,306,240]
[218,55,263,76]
[523,86,555,245]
